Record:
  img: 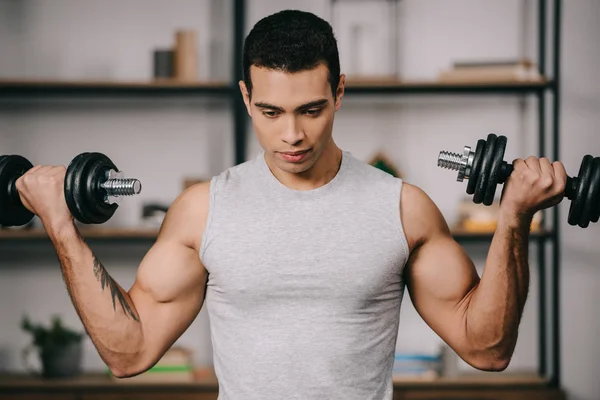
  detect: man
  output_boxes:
[16,9,566,400]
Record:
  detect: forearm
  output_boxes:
[47,221,144,375]
[465,210,532,363]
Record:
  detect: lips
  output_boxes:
[279,149,311,163]
[281,150,309,156]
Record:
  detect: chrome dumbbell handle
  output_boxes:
[437,146,475,182]
[100,170,142,205]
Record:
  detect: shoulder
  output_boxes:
[344,152,401,194]
[215,157,259,185]
[400,182,452,252]
[157,156,261,251]
[157,181,212,252]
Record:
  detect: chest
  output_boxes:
[203,203,406,307]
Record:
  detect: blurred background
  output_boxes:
[0,0,598,399]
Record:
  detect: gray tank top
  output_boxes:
[200,150,410,399]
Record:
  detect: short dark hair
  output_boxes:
[242,10,341,99]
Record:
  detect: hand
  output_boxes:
[15,165,73,228]
[500,156,568,218]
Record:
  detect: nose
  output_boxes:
[282,116,305,146]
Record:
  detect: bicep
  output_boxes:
[128,182,210,368]
[405,235,479,350]
[401,183,479,354]
[129,238,207,366]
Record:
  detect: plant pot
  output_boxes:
[22,340,82,379]
[40,341,82,378]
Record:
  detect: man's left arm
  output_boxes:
[401,157,566,371]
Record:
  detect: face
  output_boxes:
[239,63,345,176]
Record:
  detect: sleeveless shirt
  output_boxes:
[199,150,410,399]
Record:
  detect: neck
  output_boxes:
[266,142,343,191]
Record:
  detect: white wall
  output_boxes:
[1,0,599,398]
[558,2,600,400]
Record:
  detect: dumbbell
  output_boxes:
[437,133,600,228]
[0,155,34,226]
[0,152,142,227]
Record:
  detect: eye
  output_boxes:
[304,109,322,117]
[262,110,279,118]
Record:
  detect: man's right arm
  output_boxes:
[46,181,211,378]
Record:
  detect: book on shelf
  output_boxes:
[438,58,542,83]
[110,346,195,383]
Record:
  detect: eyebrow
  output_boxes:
[254,99,329,113]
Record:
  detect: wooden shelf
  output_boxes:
[0,226,552,243]
[0,79,232,96]
[344,77,552,94]
[0,227,159,242]
[0,371,549,389]
[393,370,550,384]
[0,372,564,400]
[451,227,552,242]
[0,77,554,98]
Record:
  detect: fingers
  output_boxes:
[50,165,67,178]
[29,165,44,172]
[539,157,554,179]
[511,157,526,173]
[524,155,542,174]
[539,158,568,195]
[552,160,568,193]
[518,157,567,193]
[18,165,65,189]
[538,157,558,192]
[513,156,562,191]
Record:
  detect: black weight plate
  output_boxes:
[473,134,497,204]
[483,135,507,206]
[590,157,600,224]
[0,155,35,227]
[579,157,600,227]
[568,155,593,226]
[65,152,119,224]
[65,153,91,224]
[0,155,9,225]
[0,155,34,226]
[75,153,117,224]
[66,153,102,224]
[65,152,102,224]
[82,153,120,224]
[466,139,486,195]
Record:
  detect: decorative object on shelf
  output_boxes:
[153,49,175,79]
[142,203,169,228]
[175,29,199,81]
[439,344,459,379]
[392,352,442,381]
[438,58,542,83]
[368,151,402,178]
[21,315,84,379]
[455,198,542,233]
[331,0,400,80]
[111,346,195,383]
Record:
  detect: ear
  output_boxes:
[334,74,345,111]
[238,81,252,117]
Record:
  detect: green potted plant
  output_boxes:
[21,315,85,378]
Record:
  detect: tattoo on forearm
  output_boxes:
[93,255,139,322]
